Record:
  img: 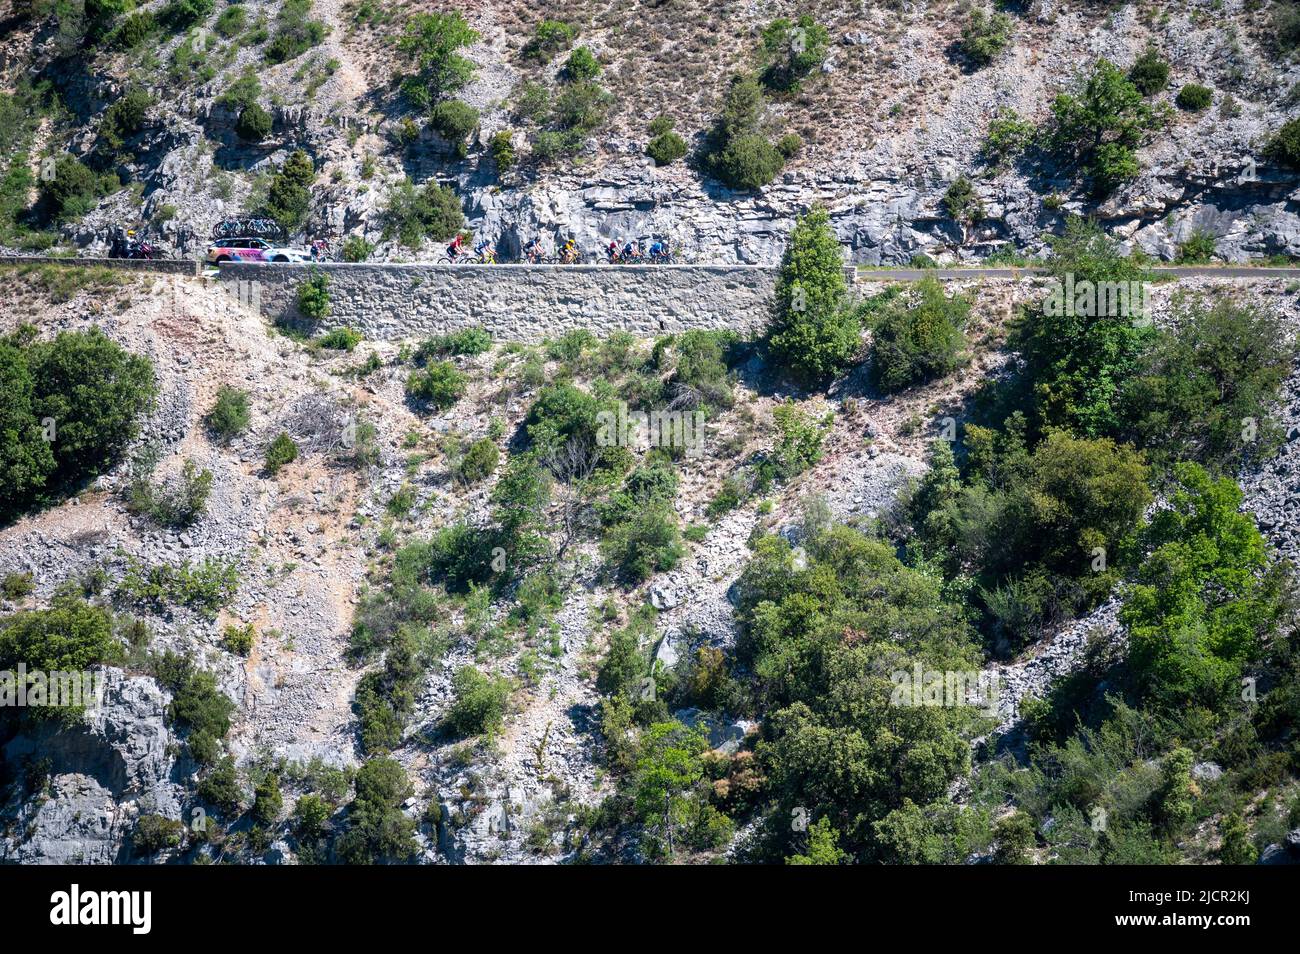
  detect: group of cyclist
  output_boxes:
[443,233,673,265]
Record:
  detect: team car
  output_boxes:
[206,237,313,264]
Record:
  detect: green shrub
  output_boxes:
[197,757,242,813]
[982,108,1034,166]
[109,11,157,48]
[564,46,601,81]
[383,179,464,248]
[265,432,299,475]
[1,572,34,601]
[766,205,860,387]
[759,15,829,91]
[489,130,515,170]
[1128,46,1169,96]
[235,102,272,142]
[1048,59,1160,196]
[1266,118,1300,169]
[869,277,969,392]
[429,98,479,154]
[455,437,499,484]
[340,235,374,261]
[206,385,250,442]
[251,771,283,826]
[943,175,984,234]
[100,88,151,152]
[1176,83,1212,112]
[159,0,212,31]
[214,5,245,37]
[134,815,184,853]
[119,559,239,620]
[0,597,124,721]
[39,155,103,221]
[647,130,687,166]
[296,268,330,320]
[128,455,214,528]
[959,10,1013,66]
[153,651,237,763]
[416,327,491,358]
[317,326,362,351]
[601,503,684,583]
[265,0,328,65]
[1175,228,1216,264]
[445,666,510,737]
[770,401,832,478]
[703,74,789,190]
[405,360,466,410]
[221,622,256,655]
[1118,298,1294,473]
[524,19,577,62]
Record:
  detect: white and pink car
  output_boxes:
[206,237,312,264]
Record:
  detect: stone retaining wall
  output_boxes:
[216,262,782,341]
[0,255,201,275]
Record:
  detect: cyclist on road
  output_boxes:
[606,240,620,263]
[622,240,638,263]
[447,233,466,261]
[649,239,668,261]
[525,237,545,263]
[560,238,579,263]
[474,239,495,263]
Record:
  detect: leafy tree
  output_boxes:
[759,15,829,91]
[869,276,968,393]
[630,721,732,858]
[337,757,417,863]
[1048,59,1161,195]
[766,206,860,387]
[1117,298,1294,473]
[1124,463,1288,712]
[197,757,243,815]
[252,772,283,826]
[703,75,789,190]
[429,99,478,155]
[260,149,314,230]
[383,179,464,248]
[0,597,124,722]
[1008,217,1153,438]
[601,502,684,583]
[982,108,1035,166]
[1219,811,1257,865]
[398,12,480,108]
[100,88,151,152]
[39,155,102,221]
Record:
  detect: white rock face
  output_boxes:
[1,670,182,864]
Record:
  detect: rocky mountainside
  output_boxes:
[1,0,1298,263]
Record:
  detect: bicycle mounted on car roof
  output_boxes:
[211,218,288,242]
